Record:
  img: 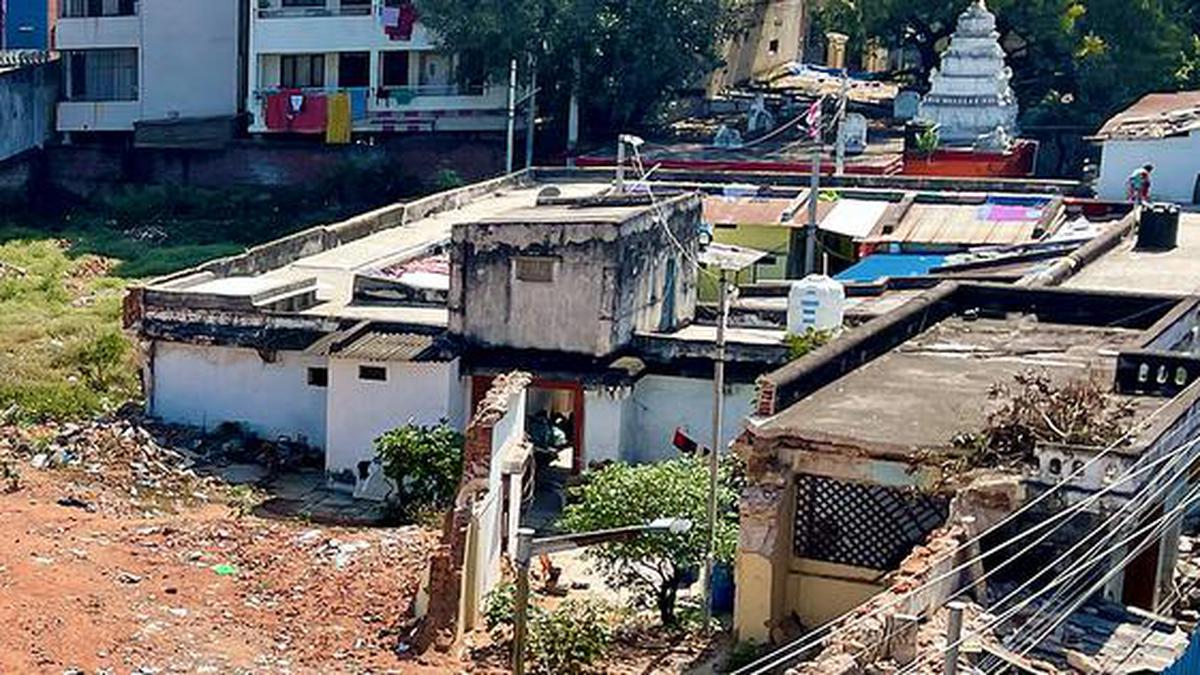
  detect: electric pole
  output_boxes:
[505,58,517,174]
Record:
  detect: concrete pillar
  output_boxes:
[734,474,794,642]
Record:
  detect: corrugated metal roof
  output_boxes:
[333,330,440,362]
[307,323,451,362]
[1095,91,1200,140]
[876,200,1053,246]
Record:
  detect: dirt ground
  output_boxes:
[0,468,462,674]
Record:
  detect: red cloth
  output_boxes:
[386,1,417,40]
[264,90,328,133]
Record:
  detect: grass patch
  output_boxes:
[0,238,139,422]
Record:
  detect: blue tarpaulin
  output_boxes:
[835,254,950,283]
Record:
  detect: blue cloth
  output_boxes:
[835,253,950,282]
[348,88,369,120]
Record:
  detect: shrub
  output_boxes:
[66,330,131,391]
[0,381,102,423]
[527,599,611,674]
[784,328,833,361]
[557,457,738,626]
[373,421,464,521]
[961,369,1137,466]
[480,585,612,675]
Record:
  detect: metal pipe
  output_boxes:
[505,58,517,174]
[806,146,820,275]
[525,53,537,169]
[513,527,534,675]
[703,269,729,628]
[615,137,626,192]
[567,56,580,167]
[835,71,848,176]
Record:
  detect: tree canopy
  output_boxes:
[415,0,747,134]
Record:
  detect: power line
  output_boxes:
[733,389,1199,675]
[895,439,1200,674]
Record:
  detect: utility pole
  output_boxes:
[703,269,729,628]
[505,57,518,174]
[835,70,849,176]
[525,52,537,169]
[805,146,820,275]
[567,56,580,167]
[943,601,966,675]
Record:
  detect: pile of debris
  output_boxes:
[0,411,220,506]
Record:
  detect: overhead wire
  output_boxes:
[893,437,1200,675]
[733,380,1198,675]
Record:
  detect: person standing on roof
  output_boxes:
[1127,164,1154,204]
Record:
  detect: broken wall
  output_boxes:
[417,371,531,650]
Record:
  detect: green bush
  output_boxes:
[64,330,131,391]
[784,328,833,361]
[480,585,612,675]
[373,421,464,521]
[557,457,739,626]
[528,599,611,674]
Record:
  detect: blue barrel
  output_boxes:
[711,563,736,615]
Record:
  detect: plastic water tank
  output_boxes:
[1137,202,1180,250]
[787,274,846,334]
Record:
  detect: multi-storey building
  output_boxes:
[55,0,243,136]
[247,0,509,135]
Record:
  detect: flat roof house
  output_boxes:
[1094,91,1200,204]
[127,171,793,496]
[733,282,1200,651]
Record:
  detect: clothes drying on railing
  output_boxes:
[264,90,328,133]
[326,92,352,144]
[378,0,417,40]
[348,88,369,120]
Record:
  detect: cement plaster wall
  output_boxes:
[150,342,327,447]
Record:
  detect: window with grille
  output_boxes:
[281,54,325,89]
[793,474,948,570]
[514,257,556,283]
[65,49,138,101]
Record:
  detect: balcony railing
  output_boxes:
[256,1,372,18]
[62,0,139,18]
[255,84,485,101]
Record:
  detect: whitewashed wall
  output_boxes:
[324,358,463,474]
[624,375,756,464]
[151,342,327,447]
[583,387,629,466]
[1098,134,1200,204]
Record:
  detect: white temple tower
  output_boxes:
[918,0,1019,149]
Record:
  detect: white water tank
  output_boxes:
[787,275,846,334]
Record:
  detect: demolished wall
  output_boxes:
[415,370,532,652]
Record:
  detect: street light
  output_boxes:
[512,518,692,675]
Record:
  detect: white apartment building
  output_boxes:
[248,0,509,135]
[55,0,243,134]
